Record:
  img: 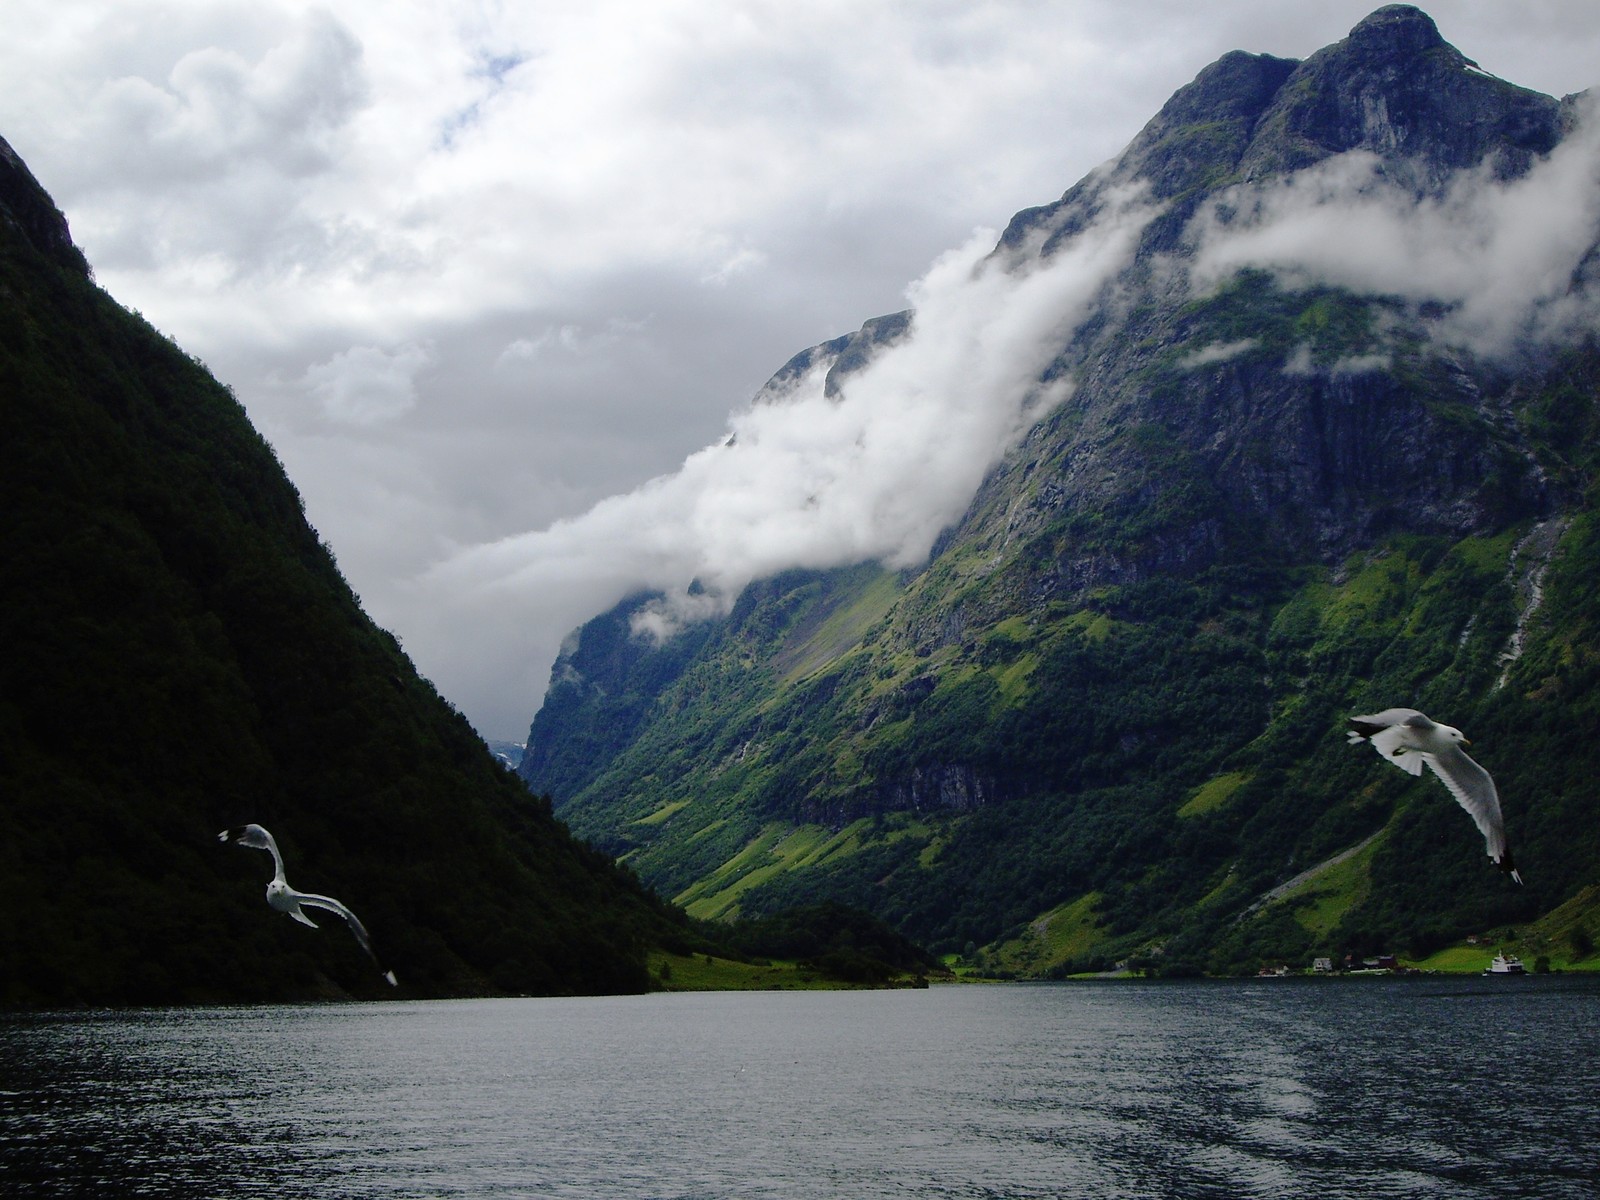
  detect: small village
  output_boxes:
[1255,946,1536,977]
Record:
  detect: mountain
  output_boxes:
[486,740,527,770]
[0,133,684,1005]
[520,6,1600,975]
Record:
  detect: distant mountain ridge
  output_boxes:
[521,7,1600,975]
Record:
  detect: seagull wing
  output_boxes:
[285,904,321,929]
[219,824,288,883]
[1422,745,1520,881]
[1349,708,1427,736]
[1371,725,1427,776]
[297,892,398,985]
[1348,710,1427,776]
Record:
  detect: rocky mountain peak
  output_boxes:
[1346,4,1446,59]
[999,4,1558,256]
[1240,4,1560,183]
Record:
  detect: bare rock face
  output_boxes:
[1238,4,1561,185]
[0,135,88,275]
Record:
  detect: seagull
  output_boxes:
[219,823,398,985]
[1347,709,1522,884]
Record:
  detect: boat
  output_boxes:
[1483,951,1526,976]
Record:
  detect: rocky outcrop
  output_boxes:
[873,763,996,814]
[822,311,912,399]
[800,762,999,826]
[0,135,88,275]
[752,309,915,405]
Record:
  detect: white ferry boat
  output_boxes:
[1483,951,1526,975]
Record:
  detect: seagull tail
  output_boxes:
[383,970,398,987]
[1498,849,1523,885]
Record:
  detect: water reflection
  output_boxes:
[2,978,1598,1198]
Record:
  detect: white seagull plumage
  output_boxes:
[219,823,398,985]
[1347,708,1522,884]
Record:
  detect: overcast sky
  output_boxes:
[3,2,1597,740]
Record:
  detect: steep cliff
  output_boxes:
[523,8,1600,973]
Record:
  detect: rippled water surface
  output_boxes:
[3,976,1597,1198]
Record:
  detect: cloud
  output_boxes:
[701,245,769,286]
[303,342,434,425]
[103,9,366,181]
[1328,352,1391,376]
[5,1,1599,736]
[1187,96,1600,356]
[416,188,1157,706]
[1179,338,1258,368]
[35,8,369,283]
[494,318,653,370]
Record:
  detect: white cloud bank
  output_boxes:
[304,342,434,425]
[1189,94,1600,356]
[415,188,1159,712]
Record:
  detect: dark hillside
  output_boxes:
[0,134,675,1005]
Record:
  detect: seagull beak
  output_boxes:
[1461,738,1472,747]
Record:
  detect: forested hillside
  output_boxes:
[0,133,680,1005]
[521,7,1600,975]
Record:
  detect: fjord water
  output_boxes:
[3,978,1596,1198]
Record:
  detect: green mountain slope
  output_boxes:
[522,8,1600,975]
[0,134,678,1005]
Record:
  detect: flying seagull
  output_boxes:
[1347,709,1522,884]
[219,823,398,985]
